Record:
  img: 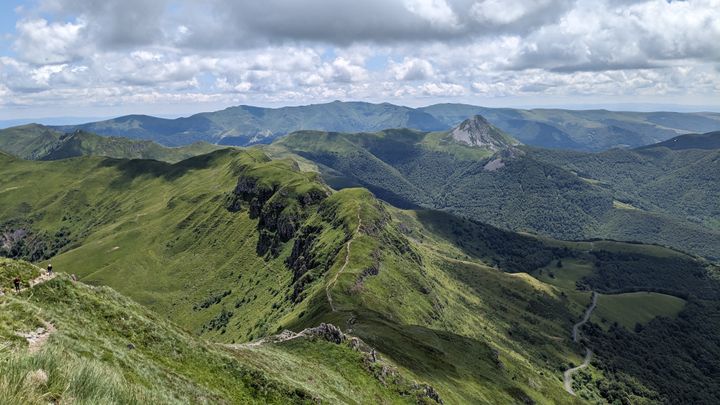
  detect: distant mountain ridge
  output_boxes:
[44,101,720,151]
[0,124,223,162]
[53,101,447,147]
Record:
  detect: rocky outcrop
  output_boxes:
[302,323,346,344]
[450,115,519,150]
[249,324,444,404]
[227,174,329,257]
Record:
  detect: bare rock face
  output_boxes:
[303,323,346,344]
[449,115,519,150]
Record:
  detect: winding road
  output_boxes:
[326,210,362,312]
[564,291,598,396]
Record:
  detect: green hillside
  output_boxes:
[0,124,223,163]
[1,148,719,403]
[0,260,435,404]
[530,144,720,238]
[277,126,720,259]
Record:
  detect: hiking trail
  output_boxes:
[9,270,58,352]
[15,322,56,353]
[326,210,362,312]
[563,291,598,396]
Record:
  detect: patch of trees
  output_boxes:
[586,299,720,404]
[578,250,720,300]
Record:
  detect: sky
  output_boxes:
[0,0,719,120]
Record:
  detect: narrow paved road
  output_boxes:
[326,211,361,312]
[564,348,593,395]
[564,291,598,396]
[572,292,598,343]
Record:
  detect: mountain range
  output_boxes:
[49,101,720,151]
[2,145,718,403]
[1,105,719,403]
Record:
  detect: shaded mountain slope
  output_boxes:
[276,122,720,259]
[640,130,720,150]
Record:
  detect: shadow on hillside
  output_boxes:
[98,149,235,188]
[413,209,562,273]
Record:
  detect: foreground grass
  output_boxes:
[1,261,433,403]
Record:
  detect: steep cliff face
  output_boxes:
[227,163,330,257]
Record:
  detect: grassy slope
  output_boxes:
[0,124,224,163]
[0,261,425,404]
[0,149,580,403]
[2,149,719,403]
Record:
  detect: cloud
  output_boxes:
[391,58,435,81]
[13,18,85,64]
[508,0,720,72]
[2,0,719,117]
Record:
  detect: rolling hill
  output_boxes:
[1,147,719,403]
[47,101,720,151]
[0,124,223,163]
[276,119,720,260]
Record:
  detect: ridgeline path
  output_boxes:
[9,270,58,352]
[326,210,362,312]
[564,291,598,396]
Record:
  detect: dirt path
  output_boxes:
[16,322,56,353]
[10,271,58,352]
[564,291,598,396]
[229,330,304,349]
[326,210,362,312]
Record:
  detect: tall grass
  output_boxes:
[0,346,167,404]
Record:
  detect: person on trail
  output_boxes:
[13,276,21,292]
[47,263,53,276]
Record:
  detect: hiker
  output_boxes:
[13,276,21,292]
[47,263,53,276]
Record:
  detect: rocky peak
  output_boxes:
[449,115,519,151]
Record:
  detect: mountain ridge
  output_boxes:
[34,101,720,151]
